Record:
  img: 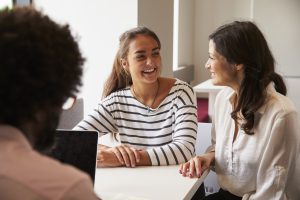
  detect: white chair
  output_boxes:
[196,122,220,195]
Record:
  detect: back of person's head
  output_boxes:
[102,26,160,98]
[0,7,84,149]
[209,21,286,134]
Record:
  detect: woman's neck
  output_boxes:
[131,78,160,108]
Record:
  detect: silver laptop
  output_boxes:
[48,130,98,184]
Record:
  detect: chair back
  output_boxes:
[58,98,84,129]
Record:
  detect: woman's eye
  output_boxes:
[136,55,145,60]
[153,51,160,56]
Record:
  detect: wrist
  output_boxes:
[207,151,215,168]
[137,150,151,166]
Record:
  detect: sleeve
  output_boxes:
[147,83,198,165]
[243,111,300,200]
[73,98,118,137]
[62,179,100,200]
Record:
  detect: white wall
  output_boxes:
[34,0,138,116]
[177,0,195,67]
[138,0,174,77]
[0,0,12,8]
[253,0,300,76]
[285,77,300,117]
[252,0,300,115]
[193,0,252,86]
[192,0,300,79]
[34,0,176,115]
[192,0,300,114]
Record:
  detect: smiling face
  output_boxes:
[205,40,243,90]
[121,34,162,85]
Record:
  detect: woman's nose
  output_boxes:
[146,57,154,66]
[205,60,210,69]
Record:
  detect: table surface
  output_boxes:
[94,165,208,200]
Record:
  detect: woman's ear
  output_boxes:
[121,58,128,69]
[235,63,244,71]
[120,58,130,75]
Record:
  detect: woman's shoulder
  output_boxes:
[161,77,193,91]
[213,86,233,102]
[266,86,297,116]
[159,77,176,86]
[102,87,132,104]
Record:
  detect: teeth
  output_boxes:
[144,68,155,73]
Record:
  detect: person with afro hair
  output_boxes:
[0,7,99,200]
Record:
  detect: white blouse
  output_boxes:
[209,84,300,199]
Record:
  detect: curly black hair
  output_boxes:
[0,7,84,127]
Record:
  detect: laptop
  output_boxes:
[47,130,98,184]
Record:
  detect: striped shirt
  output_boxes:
[75,79,197,166]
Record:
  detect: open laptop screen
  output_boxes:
[47,130,98,183]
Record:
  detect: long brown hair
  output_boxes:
[102,26,161,98]
[209,21,286,134]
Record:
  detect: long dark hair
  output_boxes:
[209,21,286,134]
[102,26,161,98]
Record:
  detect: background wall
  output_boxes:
[33,0,300,114]
[253,0,300,76]
[13,0,300,125]
[138,0,174,77]
[177,0,195,67]
[192,0,252,86]
[34,0,175,115]
[0,0,12,7]
[191,0,300,114]
[252,0,300,115]
[34,0,138,115]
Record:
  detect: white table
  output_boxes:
[94,165,208,200]
[193,79,225,121]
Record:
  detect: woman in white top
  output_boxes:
[75,27,197,168]
[179,21,300,199]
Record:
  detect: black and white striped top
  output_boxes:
[75,79,198,165]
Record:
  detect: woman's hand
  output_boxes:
[179,152,215,178]
[97,144,141,168]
